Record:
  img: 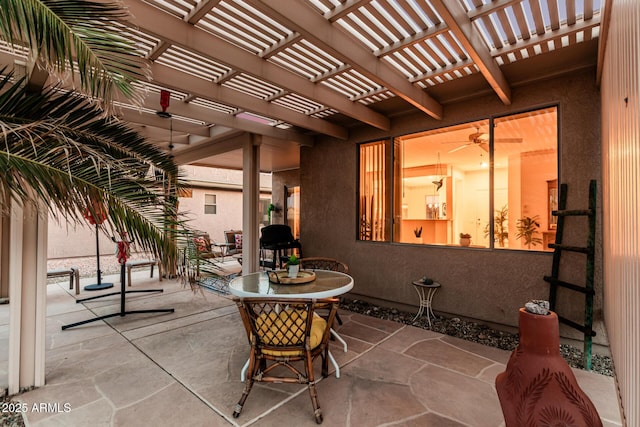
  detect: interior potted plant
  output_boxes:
[267,203,279,223]
[413,226,423,243]
[484,205,509,247]
[286,254,300,278]
[459,233,471,247]
[516,215,543,249]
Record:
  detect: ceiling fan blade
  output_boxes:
[495,137,523,143]
[479,142,489,152]
[448,143,472,153]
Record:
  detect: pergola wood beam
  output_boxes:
[596,0,612,84]
[9,56,54,94]
[125,0,389,131]
[254,0,443,120]
[260,33,303,59]
[373,23,449,57]
[185,0,222,24]
[410,59,475,84]
[172,131,246,165]
[430,0,512,105]
[492,17,600,58]
[150,62,347,140]
[326,0,372,22]
[467,0,521,21]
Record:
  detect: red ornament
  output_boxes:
[115,231,131,265]
[83,202,107,225]
[160,89,170,112]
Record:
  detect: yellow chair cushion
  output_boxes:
[255,310,327,356]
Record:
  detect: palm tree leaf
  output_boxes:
[0,0,149,107]
[0,75,189,257]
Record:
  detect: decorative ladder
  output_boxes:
[543,180,597,370]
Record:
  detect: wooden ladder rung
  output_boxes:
[553,209,593,217]
[543,276,595,295]
[547,180,597,370]
[548,244,592,254]
[558,315,596,337]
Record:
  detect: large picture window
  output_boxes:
[358,107,558,250]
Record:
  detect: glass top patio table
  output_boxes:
[229,270,353,298]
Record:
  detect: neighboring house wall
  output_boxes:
[601,0,640,424]
[47,166,272,258]
[295,69,603,344]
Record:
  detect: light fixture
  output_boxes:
[432,152,444,191]
[480,153,488,168]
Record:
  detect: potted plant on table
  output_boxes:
[459,233,472,247]
[286,254,300,278]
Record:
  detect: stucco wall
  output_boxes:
[270,169,301,226]
[293,68,604,342]
[47,166,272,258]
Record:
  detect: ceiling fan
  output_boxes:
[447,128,523,153]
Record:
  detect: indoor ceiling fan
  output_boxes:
[447,128,523,153]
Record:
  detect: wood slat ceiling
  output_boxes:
[0,0,605,171]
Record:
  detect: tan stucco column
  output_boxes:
[7,198,48,395]
[242,134,261,274]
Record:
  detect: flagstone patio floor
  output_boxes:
[0,272,623,426]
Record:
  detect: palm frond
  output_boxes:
[0,75,190,258]
[0,0,149,107]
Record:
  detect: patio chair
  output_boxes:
[223,229,243,256]
[233,297,339,424]
[191,232,220,259]
[178,236,239,294]
[300,257,348,326]
[300,257,348,274]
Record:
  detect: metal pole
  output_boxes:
[95,224,102,286]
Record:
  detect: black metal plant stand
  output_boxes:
[83,224,114,291]
[62,262,174,330]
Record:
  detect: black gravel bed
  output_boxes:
[340,299,614,377]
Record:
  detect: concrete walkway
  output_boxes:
[1,272,623,426]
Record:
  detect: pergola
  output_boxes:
[2,0,605,171]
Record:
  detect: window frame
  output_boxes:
[356,138,393,242]
[204,193,217,215]
[356,105,560,251]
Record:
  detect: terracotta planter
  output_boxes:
[459,237,471,246]
[495,308,602,427]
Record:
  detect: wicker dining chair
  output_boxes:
[300,257,348,325]
[300,257,349,274]
[233,297,339,424]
